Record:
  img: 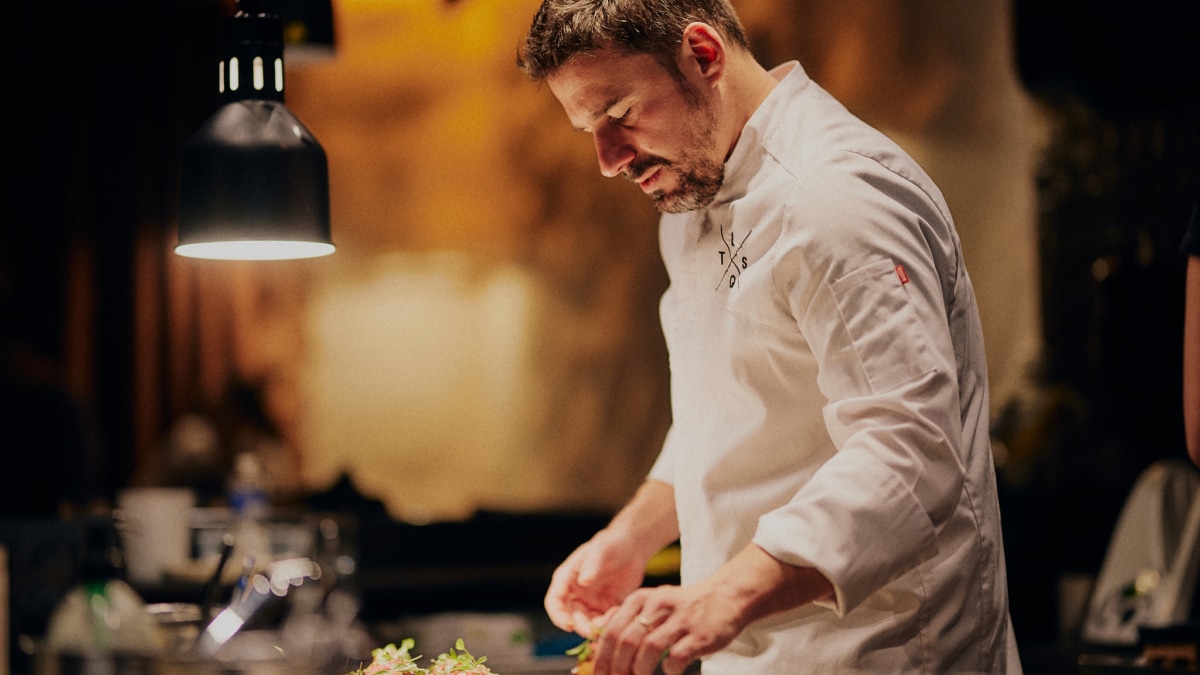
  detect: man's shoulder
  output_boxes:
[755,98,950,231]
[756,76,921,174]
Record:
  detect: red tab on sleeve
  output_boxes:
[895,264,909,285]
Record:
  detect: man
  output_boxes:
[519,1,1021,673]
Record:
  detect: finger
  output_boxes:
[545,580,585,631]
[589,606,617,637]
[545,559,580,615]
[549,590,571,624]
[631,612,684,675]
[545,598,571,631]
[659,647,691,675]
[631,632,669,675]
[591,608,632,675]
[659,634,706,675]
[609,616,653,675]
[572,609,598,637]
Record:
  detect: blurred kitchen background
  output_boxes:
[1,0,1199,673]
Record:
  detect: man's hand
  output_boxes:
[545,480,681,637]
[588,545,835,675]
[545,529,652,637]
[591,582,738,675]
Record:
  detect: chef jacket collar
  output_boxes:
[710,60,808,208]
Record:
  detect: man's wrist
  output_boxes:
[708,545,834,625]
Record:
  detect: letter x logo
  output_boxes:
[717,224,752,290]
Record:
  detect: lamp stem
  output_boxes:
[221,1,285,105]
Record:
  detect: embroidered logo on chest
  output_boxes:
[717,224,752,290]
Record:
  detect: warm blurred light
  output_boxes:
[175,240,335,260]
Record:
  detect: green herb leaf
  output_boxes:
[566,638,593,662]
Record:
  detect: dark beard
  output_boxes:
[631,93,724,214]
[652,160,724,213]
[626,155,725,214]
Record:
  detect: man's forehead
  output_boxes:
[547,62,621,120]
[548,51,660,114]
[548,51,621,92]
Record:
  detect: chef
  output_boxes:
[518,0,1022,673]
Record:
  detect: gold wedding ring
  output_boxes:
[635,615,654,629]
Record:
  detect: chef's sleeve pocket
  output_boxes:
[829,258,937,394]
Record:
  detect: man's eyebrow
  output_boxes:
[574,94,626,132]
[591,95,625,120]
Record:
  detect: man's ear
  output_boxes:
[680,22,726,82]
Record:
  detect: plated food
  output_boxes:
[349,639,424,675]
[349,638,494,675]
[428,639,493,675]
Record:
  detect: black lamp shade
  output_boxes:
[178,100,333,260]
[176,2,334,260]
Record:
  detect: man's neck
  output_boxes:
[721,54,783,160]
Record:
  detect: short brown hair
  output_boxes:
[518,0,750,81]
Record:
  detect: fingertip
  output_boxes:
[572,615,592,637]
[546,606,575,634]
[661,650,694,675]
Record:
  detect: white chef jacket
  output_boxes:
[647,62,1021,673]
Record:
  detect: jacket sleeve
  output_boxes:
[752,158,969,615]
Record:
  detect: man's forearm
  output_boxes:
[603,479,681,558]
[703,544,835,625]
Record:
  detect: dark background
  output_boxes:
[1004,0,1200,657]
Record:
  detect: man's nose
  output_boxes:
[594,126,634,178]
